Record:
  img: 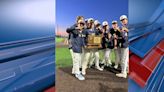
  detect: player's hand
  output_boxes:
[105,38,109,42]
[113,34,117,39]
[122,27,129,32]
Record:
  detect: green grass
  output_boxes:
[56,47,116,68]
[56,47,72,68]
[56,37,64,43]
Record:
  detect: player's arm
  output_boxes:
[66,24,78,33]
[122,26,129,32]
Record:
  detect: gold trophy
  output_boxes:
[86,34,102,49]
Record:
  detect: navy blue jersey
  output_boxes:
[66,24,86,53]
[68,33,73,49]
[66,24,77,33]
[71,29,86,53]
[94,28,103,35]
[66,24,77,49]
[110,28,121,48]
[101,29,113,49]
[120,26,129,48]
[86,29,95,35]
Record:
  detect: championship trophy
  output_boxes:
[86,34,102,49]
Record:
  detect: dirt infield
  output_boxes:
[56,67,128,92]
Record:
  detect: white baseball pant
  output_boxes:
[114,47,121,66]
[82,49,100,72]
[72,52,82,74]
[103,48,112,65]
[120,47,129,74]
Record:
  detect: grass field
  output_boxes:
[56,47,116,68]
[56,37,64,43]
[56,47,72,68]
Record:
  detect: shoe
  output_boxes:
[114,65,118,69]
[101,65,104,69]
[106,63,112,67]
[82,70,86,75]
[75,74,85,80]
[72,72,75,74]
[72,69,75,74]
[96,67,103,71]
[116,73,127,78]
[100,60,105,65]
[108,61,112,65]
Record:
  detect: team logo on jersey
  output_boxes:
[79,34,86,37]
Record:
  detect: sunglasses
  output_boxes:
[79,23,85,27]
[78,22,85,25]
[121,18,126,21]
[103,25,107,27]
[96,24,101,26]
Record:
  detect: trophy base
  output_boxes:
[86,35,102,49]
[86,44,102,49]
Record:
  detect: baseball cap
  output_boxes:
[120,15,128,21]
[88,18,94,23]
[94,20,100,26]
[102,21,108,26]
[112,20,118,24]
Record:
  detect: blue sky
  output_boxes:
[56,0,128,30]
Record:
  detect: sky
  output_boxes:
[56,0,128,32]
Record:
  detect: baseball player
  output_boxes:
[110,20,122,69]
[66,16,85,80]
[101,21,113,68]
[116,15,129,78]
[82,18,103,75]
[88,20,103,68]
[66,16,84,74]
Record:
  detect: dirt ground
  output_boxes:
[56,67,128,92]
